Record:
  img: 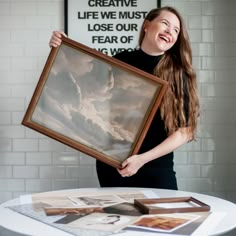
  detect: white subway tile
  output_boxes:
[188,29,202,42]
[0,112,11,124]
[214,178,236,191]
[79,178,100,188]
[0,57,10,71]
[40,166,65,179]
[67,166,94,178]
[24,70,42,84]
[185,178,213,192]
[0,152,25,165]
[12,112,24,125]
[202,30,214,42]
[26,179,52,192]
[0,138,12,152]
[0,15,25,29]
[0,179,24,191]
[52,179,80,190]
[174,152,188,164]
[175,165,201,178]
[215,43,236,57]
[188,16,202,29]
[25,16,52,29]
[11,30,38,43]
[13,139,38,152]
[12,57,38,70]
[0,71,25,84]
[202,2,236,16]
[175,2,201,15]
[0,98,24,111]
[25,128,46,138]
[13,166,38,178]
[11,85,36,99]
[0,166,12,178]
[79,153,96,165]
[201,165,229,178]
[0,30,10,42]
[202,57,236,70]
[26,152,52,165]
[0,3,10,15]
[178,140,201,151]
[199,43,214,56]
[0,192,12,204]
[198,70,215,83]
[53,152,80,165]
[215,151,236,164]
[202,16,214,29]
[10,3,37,15]
[25,43,49,57]
[188,152,214,164]
[0,85,11,97]
[0,44,24,57]
[215,70,236,83]
[0,125,24,138]
[39,139,66,152]
[37,2,62,16]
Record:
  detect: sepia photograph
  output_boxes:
[22,36,168,168]
[44,206,104,216]
[67,212,139,233]
[131,213,200,233]
[103,202,142,216]
[68,194,123,208]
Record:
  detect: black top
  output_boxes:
[113,49,173,168]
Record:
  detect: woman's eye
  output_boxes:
[162,21,168,25]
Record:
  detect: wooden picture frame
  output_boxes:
[134,197,211,214]
[22,36,167,168]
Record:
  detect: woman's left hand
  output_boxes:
[117,155,145,177]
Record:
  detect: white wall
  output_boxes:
[0,0,236,227]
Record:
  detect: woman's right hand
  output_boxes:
[49,31,67,48]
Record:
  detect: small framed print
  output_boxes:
[134,197,211,214]
[22,36,167,168]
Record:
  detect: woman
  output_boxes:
[49,6,199,190]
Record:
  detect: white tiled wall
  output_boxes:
[0,0,236,228]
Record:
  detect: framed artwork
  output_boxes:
[134,197,211,214]
[22,36,167,168]
[64,0,161,56]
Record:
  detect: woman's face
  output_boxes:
[141,10,180,55]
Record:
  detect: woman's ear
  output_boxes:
[143,20,150,32]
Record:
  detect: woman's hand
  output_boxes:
[117,154,146,177]
[49,31,67,48]
[116,127,191,178]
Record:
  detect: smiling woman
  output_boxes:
[49,6,199,190]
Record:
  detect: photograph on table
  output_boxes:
[130,213,200,233]
[67,212,139,233]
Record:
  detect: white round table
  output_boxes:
[0,188,236,236]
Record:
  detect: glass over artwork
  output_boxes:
[22,37,167,168]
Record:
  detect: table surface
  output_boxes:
[0,187,236,236]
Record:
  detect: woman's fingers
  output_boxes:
[49,31,67,48]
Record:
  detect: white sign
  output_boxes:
[65,0,159,56]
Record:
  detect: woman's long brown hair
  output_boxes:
[139,6,199,139]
